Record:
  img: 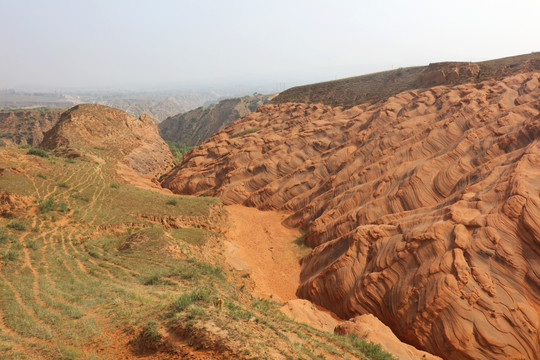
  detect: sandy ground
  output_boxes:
[224,204,303,302]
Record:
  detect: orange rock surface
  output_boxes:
[41,104,174,179]
[161,72,540,359]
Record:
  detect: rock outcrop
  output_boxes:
[162,72,540,359]
[41,104,174,179]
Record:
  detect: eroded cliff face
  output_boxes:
[41,104,174,179]
[0,108,63,146]
[162,72,540,359]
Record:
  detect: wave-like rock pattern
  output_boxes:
[161,73,540,360]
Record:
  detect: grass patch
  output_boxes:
[26,148,49,158]
[166,198,178,206]
[39,197,56,213]
[171,286,213,313]
[347,333,397,360]
[170,228,216,247]
[6,220,27,231]
[231,128,260,138]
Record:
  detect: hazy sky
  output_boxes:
[1,0,539,90]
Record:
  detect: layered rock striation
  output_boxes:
[162,72,540,359]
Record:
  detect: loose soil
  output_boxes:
[224,204,303,302]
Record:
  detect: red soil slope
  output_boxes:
[162,72,540,360]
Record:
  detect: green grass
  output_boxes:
[26,148,49,158]
[6,221,27,231]
[166,198,177,206]
[39,197,56,213]
[230,128,260,138]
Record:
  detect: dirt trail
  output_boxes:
[224,205,303,302]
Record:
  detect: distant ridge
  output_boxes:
[272,52,540,108]
[159,93,275,147]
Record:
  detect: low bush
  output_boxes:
[39,197,55,213]
[6,221,26,231]
[26,148,49,158]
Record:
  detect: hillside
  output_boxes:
[159,93,275,147]
[0,119,399,358]
[40,104,174,183]
[272,52,540,108]
[0,108,63,147]
[161,70,540,359]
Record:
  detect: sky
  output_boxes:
[1,0,539,91]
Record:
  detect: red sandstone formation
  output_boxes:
[162,72,540,359]
[41,104,174,179]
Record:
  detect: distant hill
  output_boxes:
[159,93,275,147]
[0,107,64,146]
[0,90,225,123]
[272,52,540,108]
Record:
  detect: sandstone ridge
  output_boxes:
[162,72,540,360]
[272,52,540,109]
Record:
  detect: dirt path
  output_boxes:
[224,205,303,302]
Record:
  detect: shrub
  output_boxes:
[5,249,19,261]
[58,202,69,214]
[39,197,55,213]
[110,183,119,189]
[0,228,11,243]
[166,199,178,206]
[37,173,47,179]
[26,148,49,158]
[6,221,26,231]
[58,182,69,188]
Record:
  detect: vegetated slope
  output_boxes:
[272,52,540,108]
[0,108,63,146]
[0,146,396,359]
[40,104,174,180]
[161,71,540,360]
[159,93,275,147]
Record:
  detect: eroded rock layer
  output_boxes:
[162,72,540,360]
[41,104,174,178]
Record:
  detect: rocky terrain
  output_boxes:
[41,104,174,181]
[162,70,540,359]
[272,52,540,108]
[159,93,275,147]
[0,108,63,146]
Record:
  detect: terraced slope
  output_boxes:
[162,71,540,360]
